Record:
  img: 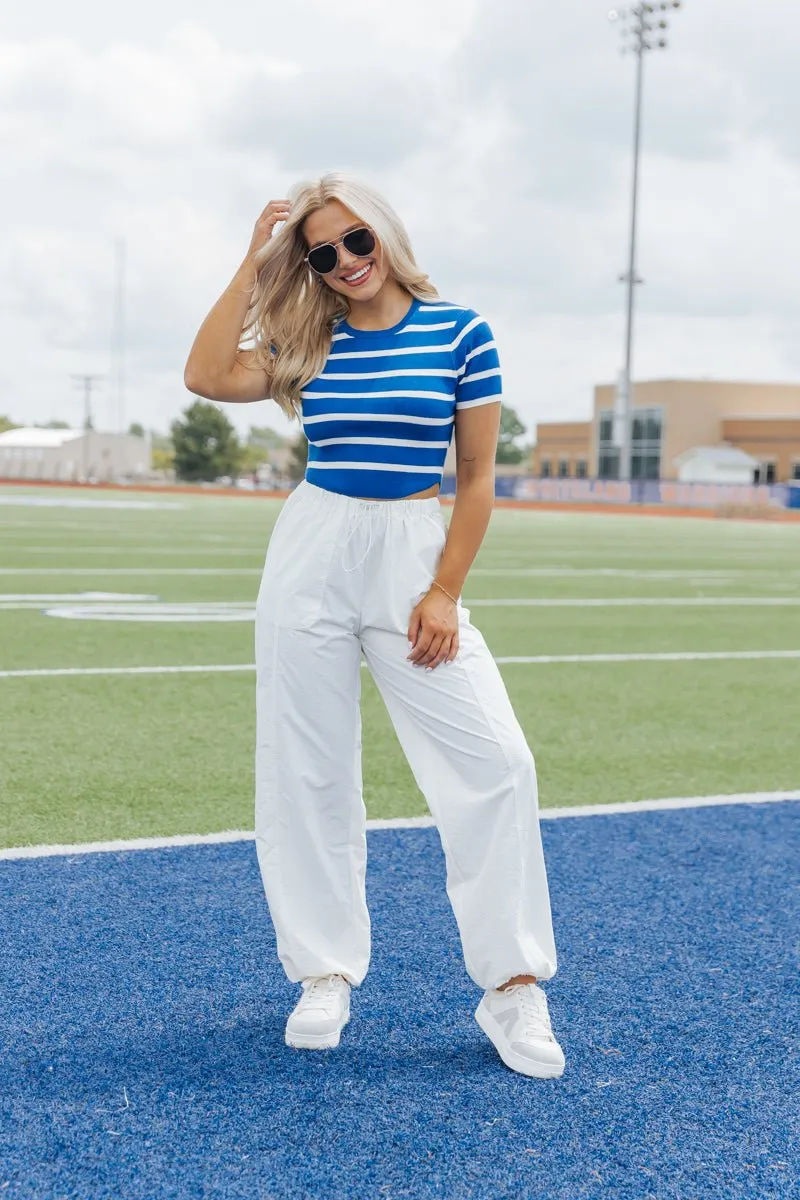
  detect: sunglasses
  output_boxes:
[304,227,376,275]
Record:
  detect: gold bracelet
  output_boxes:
[431,580,458,605]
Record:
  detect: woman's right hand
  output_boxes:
[245,199,292,264]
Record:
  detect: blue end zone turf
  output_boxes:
[1,803,798,1199]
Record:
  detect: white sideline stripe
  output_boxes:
[0,568,263,576]
[3,649,800,679]
[4,593,799,609]
[1,568,798,578]
[467,597,800,608]
[1,792,796,861]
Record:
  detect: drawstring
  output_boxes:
[341,509,374,573]
[340,506,443,574]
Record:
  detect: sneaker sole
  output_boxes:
[474,1002,565,1079]
[285,1008,350,1051]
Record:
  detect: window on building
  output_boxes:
[792,463,800,481]
[754,463,777,485]
[558,459,569,478]
[576,460,587,479]
[541,459,551,478]
[598,449,620,480]
[631,453,660,480]
[597,405,663,480]
[597,408,620,479]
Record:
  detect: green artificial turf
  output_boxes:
[1,487,799,847]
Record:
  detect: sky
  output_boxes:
[2,0,799,444]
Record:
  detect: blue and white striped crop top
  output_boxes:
[300,298,502,499]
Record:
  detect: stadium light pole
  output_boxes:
[608,1,684,481]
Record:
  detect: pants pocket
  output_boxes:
[419,512,448,579]
[257,498,340,630]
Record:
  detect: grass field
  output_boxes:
[2,485,799,849]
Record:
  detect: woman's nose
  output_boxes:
[337,246,359,271]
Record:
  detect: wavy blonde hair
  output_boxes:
[240,173,440,421]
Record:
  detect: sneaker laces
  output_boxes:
[506,984,554,1041]
[300,975,346,1014]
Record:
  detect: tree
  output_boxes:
[36,420,70,429]
[152,447,175,475]
[0,416,18,434]
[248,424,286,450]
[287,431,309,482]
[129,422,145,438]
[495,404,528,465]
[239,443,269,475]
[171,400,242,482]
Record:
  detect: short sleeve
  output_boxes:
[454,313,502,410]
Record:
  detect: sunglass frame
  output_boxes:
[304,227,376,275]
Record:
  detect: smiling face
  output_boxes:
[302,199,391,304]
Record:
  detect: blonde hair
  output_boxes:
[240,173,440,421]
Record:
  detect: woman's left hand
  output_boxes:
[407,587,459,670]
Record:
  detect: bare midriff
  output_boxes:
[354,483,440,502]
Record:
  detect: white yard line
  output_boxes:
[0,568,262,576]
[2,649,800,680]
[1,791,795,861]
[466,597,800,607]
[14,546,264,556]
[3,593,799,608]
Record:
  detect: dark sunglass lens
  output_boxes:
[343,228,375,257]
[308,244,338,274]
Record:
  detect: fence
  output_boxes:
[440,476,800,511]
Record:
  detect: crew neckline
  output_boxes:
[338,295,419,338]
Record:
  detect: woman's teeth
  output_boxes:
[342,263,372,284]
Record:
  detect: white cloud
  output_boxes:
[0,0,797,446]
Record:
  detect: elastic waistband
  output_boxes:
[293,479,443,517]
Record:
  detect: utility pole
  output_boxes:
[111,237,127,432]
[608,2,684,481]
[71,373,103,481]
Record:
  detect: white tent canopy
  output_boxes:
[673,445,759,485]
[0,427,83,448]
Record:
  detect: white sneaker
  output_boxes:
[284,975,351,1050]
[475,983,565,1079]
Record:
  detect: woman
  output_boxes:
[184,173,565,1079]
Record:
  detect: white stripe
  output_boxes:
[538,791,799,819]
[463,339,497,364]
[495,650,800,664]
[450,316,483,350]
[2,792,795,860]
[399,322,457,333]
[0,664,256,679]
[0,593,158,603]
[417,304,466,312]
[0,568,264,576]
[456,395,503,410]
[467,597,800,608]
[302,390,452,402]
[328,345,454,360]
[463,367,502,384]
[471,568,742,578]
[313,437,450,449]
[307,462,442,473]
[330,332,353,341]
[318,369,460,380]
[3,649,800,680]
[302,412,452,427]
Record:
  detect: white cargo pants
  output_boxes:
[254,479,558,991]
